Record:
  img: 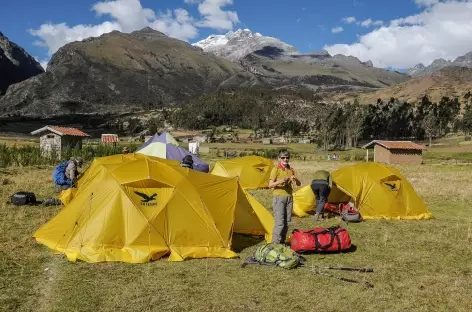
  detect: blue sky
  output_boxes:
[2,0,472,69]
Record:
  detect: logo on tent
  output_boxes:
[134,191,158,206]
[255,167,265,172]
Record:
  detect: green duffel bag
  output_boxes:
[244,243,304,269]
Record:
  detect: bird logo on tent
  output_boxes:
[255,167,265,172]
[134,191,158,206]
[384,183,398,191]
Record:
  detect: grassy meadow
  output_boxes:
[1,159,472,312]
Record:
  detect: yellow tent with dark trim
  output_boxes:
[211,156,274,189]
[293,163,431,220]
[35,154,273,263]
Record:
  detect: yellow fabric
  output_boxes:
[58,188,77,206]
[35,154,273,263]
[211,156,274,189]
[292,163,432,220]
[269,166,294,196]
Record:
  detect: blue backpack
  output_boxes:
[53,161,69,184]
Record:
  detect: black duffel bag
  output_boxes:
[11,192,37,206]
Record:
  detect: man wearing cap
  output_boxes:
[180,155,194,169]
[53,157,84,191]
[268,150,301,244]
[66,157,83,185]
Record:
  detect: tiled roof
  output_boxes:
[31,126,90,137]
[101,134,119,143]
[362,140,427,150]
[48,126,90,137]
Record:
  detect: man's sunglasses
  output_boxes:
[280,157,290,160]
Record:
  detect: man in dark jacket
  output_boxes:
[310,170,332,221]
[180,155,194,169]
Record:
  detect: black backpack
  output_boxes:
[11,192,37,206]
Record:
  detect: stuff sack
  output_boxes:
[252,243,303,269]
[290,226,351,254]
[342,207,363,223]
[11,192,37,206]
[323,202,351,214]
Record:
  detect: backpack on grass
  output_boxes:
[10,192,37,206]
[242,243,304,269]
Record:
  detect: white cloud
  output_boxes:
[34,56,49,70]
[414,0,439,7]
[342,16,357,24]
[325,1,472,68]
[29,0,237,57]
[331,26,344,33]
[359,18,383,27]
[195,0,239,30]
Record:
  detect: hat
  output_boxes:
[75,157,84,167]
[279,150,290,158]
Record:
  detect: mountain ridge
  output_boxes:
[0,28,252,118]
[0,32,44,95]
[407,51,472,77]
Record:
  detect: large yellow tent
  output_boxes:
[211,156,274,189]
[293,163,432,220]
[35,154,274,263]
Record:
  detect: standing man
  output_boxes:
[269,150,301,244]
[310,170,332,221]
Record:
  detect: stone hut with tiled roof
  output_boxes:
[31,125,90,157]
[362,140,427,165]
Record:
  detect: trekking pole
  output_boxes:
[304,267,374,288]
[322,266,374,273]
[312,269,374,288]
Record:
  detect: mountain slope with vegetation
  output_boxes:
[0,28,250,118]
[330,67,472,105]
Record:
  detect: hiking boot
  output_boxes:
[313,213,322,221]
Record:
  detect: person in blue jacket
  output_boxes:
[53,157,84,190]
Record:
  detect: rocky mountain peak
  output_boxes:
[0,32,44,95]
[407,51,472,77]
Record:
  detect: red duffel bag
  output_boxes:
[290,226,351,253]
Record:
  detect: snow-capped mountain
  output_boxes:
[193,29,298,61]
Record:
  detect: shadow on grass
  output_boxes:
[232,234,265,253]
[296,244,357,255]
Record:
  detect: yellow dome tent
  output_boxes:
[211,156,274,189]
[293,163,431,220]
[35,154,274,263]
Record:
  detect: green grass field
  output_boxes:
[1,160,472,312]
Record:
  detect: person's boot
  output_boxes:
[313,213,322,221]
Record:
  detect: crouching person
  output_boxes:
[269,150,301,244]
[53,157,84,191]
[310,170,332,221]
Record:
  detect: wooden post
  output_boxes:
[366,149,369,162]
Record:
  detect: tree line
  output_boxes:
[170,88,472,149]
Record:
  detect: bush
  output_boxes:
[0,143,140,168]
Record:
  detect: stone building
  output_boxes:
[31,126,90,157]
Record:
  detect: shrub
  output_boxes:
[0,143,140,168]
